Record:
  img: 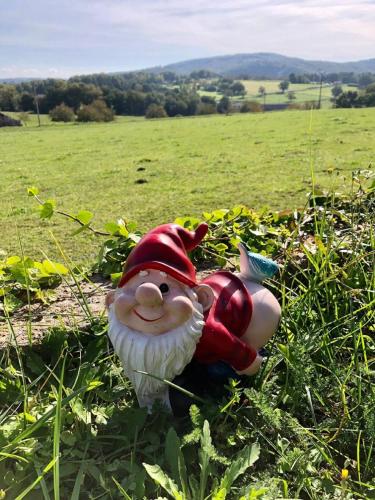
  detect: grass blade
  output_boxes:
[53,355,66,500]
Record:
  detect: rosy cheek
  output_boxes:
[166,296,194,324]
[114,294,135,323]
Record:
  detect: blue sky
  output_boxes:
[1,0,375,78]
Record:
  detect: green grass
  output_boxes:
[198,80,357,108]
[239,80,355,108]
[0,184,374,499]
[0,108,374,263]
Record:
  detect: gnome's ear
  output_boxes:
[106,290,116,309]
[194,284,214,312]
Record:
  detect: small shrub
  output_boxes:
[288,101,319,110]
[302,100,319,110]
[217,96,231,114]
[49,103,75,122]
[145,104,167,119]
[196,102,217,115]
[240,101,263,113]
[77,99,114,122]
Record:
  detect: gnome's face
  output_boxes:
[111,269,204,335]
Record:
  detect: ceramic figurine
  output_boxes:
[106,223,281,412]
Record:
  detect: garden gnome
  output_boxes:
[106,223,281,411]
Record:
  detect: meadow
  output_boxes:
[0,107,374,499]
[1,107,374,262]
[198,80,356,108]
[240,81,356,108]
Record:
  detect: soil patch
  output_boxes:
[0,275,112,348]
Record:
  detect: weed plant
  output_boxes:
[0,173,374,498]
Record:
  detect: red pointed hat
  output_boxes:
[118,223,209,288]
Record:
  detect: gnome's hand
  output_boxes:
[236,354,263,376]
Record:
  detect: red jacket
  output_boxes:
[194,271,256,371]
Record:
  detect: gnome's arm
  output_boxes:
[195,320,258,372]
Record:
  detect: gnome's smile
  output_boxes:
[133,309,164,322]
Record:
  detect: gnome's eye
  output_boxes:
[159,283,169,294]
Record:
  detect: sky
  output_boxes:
[1,0,375,79]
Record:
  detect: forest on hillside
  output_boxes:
[1,69,375,120]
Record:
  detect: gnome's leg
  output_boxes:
[237,243,281,351]
[240,280,281,351]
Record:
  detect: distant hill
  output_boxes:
[146,53,375,78]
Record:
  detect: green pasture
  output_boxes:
[239,81,355,108]
[198,80,356,108]
[0,107,374,262]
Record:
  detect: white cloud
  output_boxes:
[1,0,375,77]
[85,0,375,60]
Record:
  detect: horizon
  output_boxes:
[1,51,375,82]
[1,0,375,79]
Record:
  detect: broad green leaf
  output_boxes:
[126,220,137,232]
[175,216,201,229]
[110,272,122,285]
[38,199,56,219]
[165,427,181,486]
[104,221,129,237]
[105,222,121,235]
[6,256,21,266]
[199,420,214,500]
[23,412,36,423]
[178,452,189,499]
[42,260,68,275]
[239,488,268,499]
[4,293,23,313]
[214,243,228,253]
[212,488,227,500]
[219,443,260,492]
[143,463,183,499]
[76,210,93,225]
[27,186,39,196]
[210,209,228,221]
[188,475,200,498]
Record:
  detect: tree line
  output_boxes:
[0,71,245,119]
[1,68,375,119]
[288,71,375,87]
[333,83,375,108]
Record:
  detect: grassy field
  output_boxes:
[197,80,357,108]
[239,80,355,108]
[0,108,374,263]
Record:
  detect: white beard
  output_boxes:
[108,300,204,411]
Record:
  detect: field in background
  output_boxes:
[239,80,355,107]
[1,107,374,262]
[198,80,355,108]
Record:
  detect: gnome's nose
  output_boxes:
[135,283,163,306]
